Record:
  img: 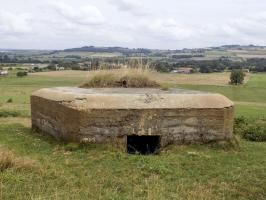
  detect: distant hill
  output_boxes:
[63,44,266,55]
[209,44,266,51]
[64,46,152,54]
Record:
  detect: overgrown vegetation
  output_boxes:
[0,148,39,172]
[242,125,266,141]
[16,71,28,77]
[6,98,13,103]
[234,116,266,142]
[81,69,160,88]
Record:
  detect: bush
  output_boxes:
[6,98,13,103]
[242,125,266,142]
[33,66,42,72]
[0,110,20,118]
[199,66,213,73]
[234,116,248,135]
[16,71,28,77]
[230,69,245,85]
[234,116,266,142]
[46,64,56,71]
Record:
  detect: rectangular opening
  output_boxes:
[127,135,161,155]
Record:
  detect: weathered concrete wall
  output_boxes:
[31,87,234,148]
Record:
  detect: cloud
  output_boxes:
[147,18,193,40]
[48,2,105,26]
[130,18,193,43]
[196,11,266,46]
[110,0,150,16]
[3,0,266,49]
[0,10,32,35]
[227,12,266,36]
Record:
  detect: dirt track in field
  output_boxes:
[0,117,31,127]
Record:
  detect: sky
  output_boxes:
[1,0,266,50]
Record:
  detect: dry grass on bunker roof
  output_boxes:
[80,69,160,88]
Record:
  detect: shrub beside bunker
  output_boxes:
[234,116,266,142]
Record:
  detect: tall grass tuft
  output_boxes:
[80,68,160,88]
[0,149,39,172]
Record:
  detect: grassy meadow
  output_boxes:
[178,73,266,118]
[0,70,265,199]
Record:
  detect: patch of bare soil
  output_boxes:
[0,117,31,127]
[31,70,88,78]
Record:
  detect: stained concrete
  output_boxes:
[31,87,234,148]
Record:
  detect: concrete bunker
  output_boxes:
[31,87,234,153]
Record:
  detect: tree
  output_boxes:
[16,71,28,77]
[47,64,56,71]
[3,55,9,62]
[199,65,213,73]
[33,66,42,72]
[230,69,245,85]
[153,62,171,72]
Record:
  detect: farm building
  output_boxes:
[56,66,65,71]
[0,70,8,76]
[171,68,193,74]
[23,63,49,70]
[31,87,234,154]
[242,69,250,73]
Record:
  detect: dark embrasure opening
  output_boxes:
[127,135,161,155]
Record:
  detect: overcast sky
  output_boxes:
[1,0,266,50]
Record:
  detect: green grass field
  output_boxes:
[0,71,265,199]
[178,73,266,118]
[0,72,82,117]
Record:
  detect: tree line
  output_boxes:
[1,52,266,73]
[152,58,266,73]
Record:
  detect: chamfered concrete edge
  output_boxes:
[31,87,234,109]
